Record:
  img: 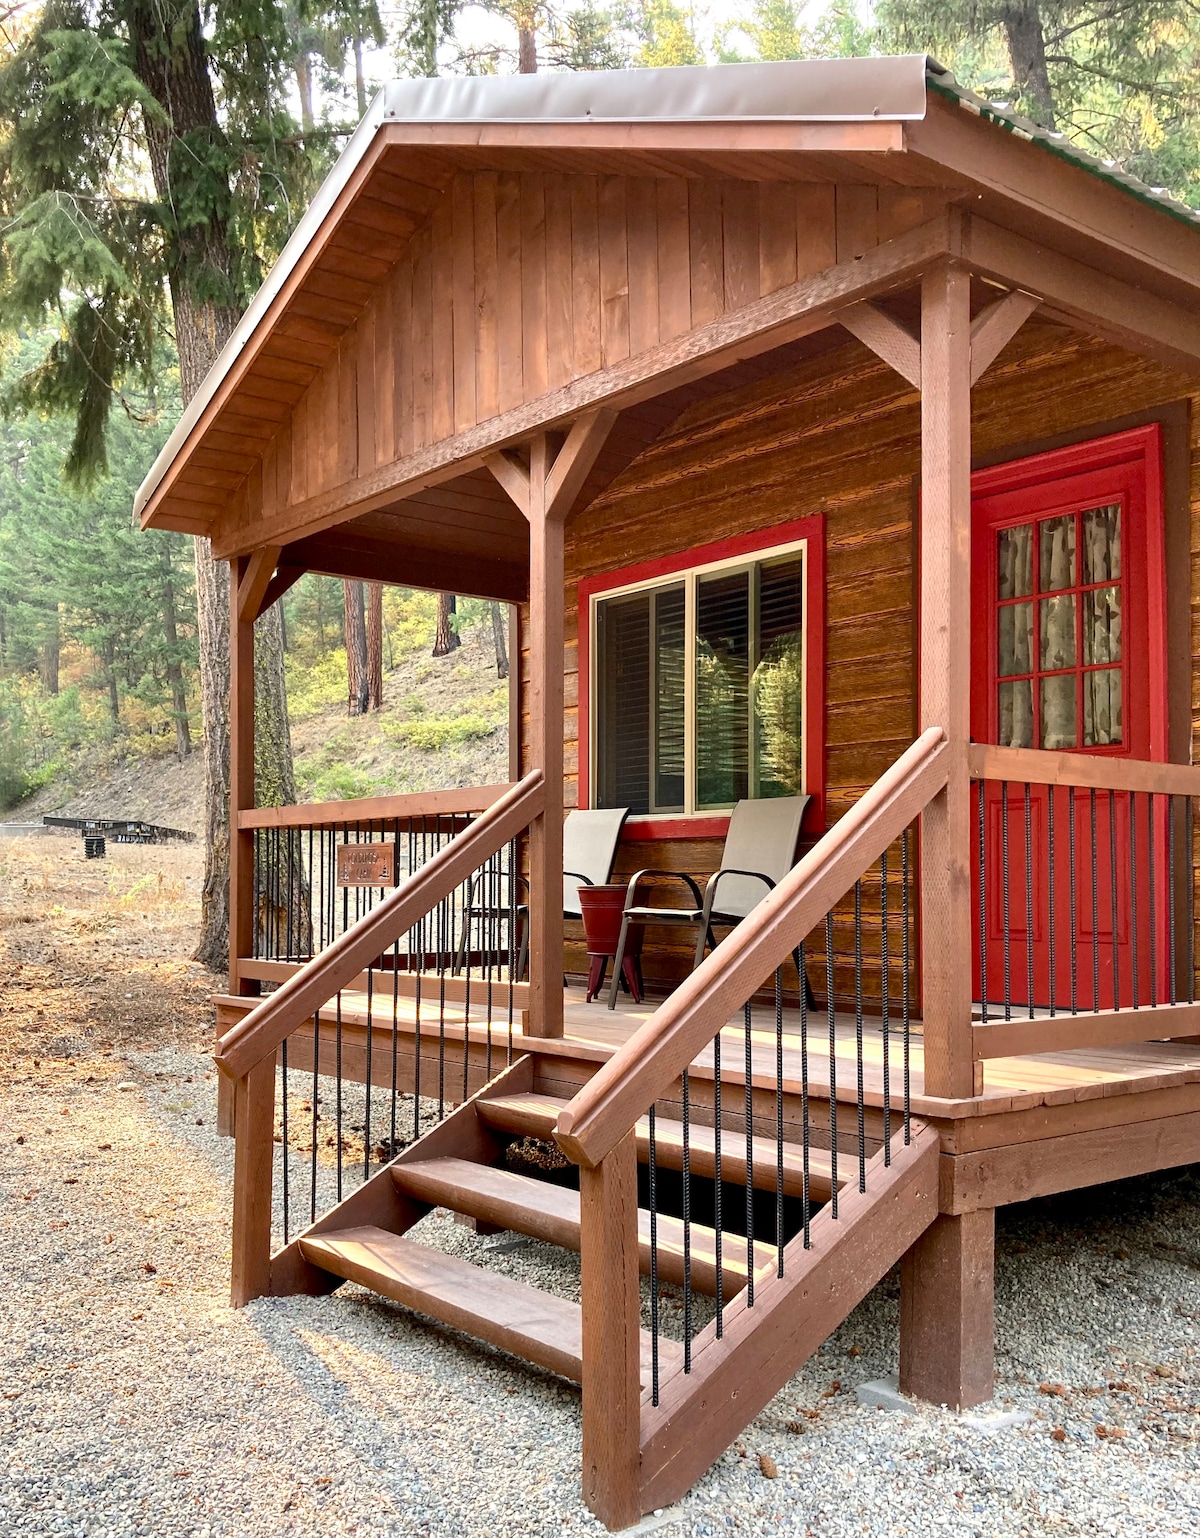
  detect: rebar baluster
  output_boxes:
[1090,789,1100,1011]
[1047,786,1057,1015]
[775,965,784,1279]
[335,990,344,1201]
[1109,790,1119,1009]
[825,911,838,1218]
[681,1067,693,1371]
[1169,797,1178,1006]
[743,1000,754,1307]
[390,930,400,1161]
[364,965,374,1181]
[880,850,891,1160]
[854,879,866,1193]
[1068,787,1078,1013]
[1148,794,1158,1005]
[713,1029,723,1339]
[1001,783,1012,1020]
[306,827,315,958]
[1023,783,1034,1016]
[901,828,912,1144]
[798,941,811,1247]
[252,832,261,960]
[281,1038,289,1245]
[977,788,987,1023]
[310,1010,320,1223]
[648,1104,659,1406]
[1131,792,1140,1009]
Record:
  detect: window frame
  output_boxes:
[578,515,826,840]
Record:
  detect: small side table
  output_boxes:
[577,883,645,1004]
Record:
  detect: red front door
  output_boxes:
[970,426,1168,1011]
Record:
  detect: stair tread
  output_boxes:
[298,1224,679,1386]
[392,1155,770,1291]
[476,1092,843,1194]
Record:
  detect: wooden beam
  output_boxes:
[969,288,1039,384]
[545,408,618,522]
[579,1132,642,1532]
[971,1002,1200,1061]
[484,448,531,517]
[918,263,975,1101]
[525,435,566,1040]
[236,544,282,623]
[899,1208,994,1410]
[837,301,922,389]
[941,1108,1200,1214]
[286,532,529,604]
[210,213,959,559]
[259,563,306,616]
[964,215,1200,377]
[968,741,1200,797]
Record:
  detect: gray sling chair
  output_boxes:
[455,806,629,978]
[607,794,813,1010]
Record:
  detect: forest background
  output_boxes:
[0,0,1197,957]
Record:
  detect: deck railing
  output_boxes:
[554,729,949,1524]
[217,774,544,1305]
[968,745,1200,1062]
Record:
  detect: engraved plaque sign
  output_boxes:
[336,842,396,887]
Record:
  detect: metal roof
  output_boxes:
[133,54,1200,524]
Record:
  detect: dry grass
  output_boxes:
[0,834,217,1079]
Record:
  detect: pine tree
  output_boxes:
[0,1,322,970]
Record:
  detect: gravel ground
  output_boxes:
[3,1042,1200,1538]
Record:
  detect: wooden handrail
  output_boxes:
[968,744,1200,798]
[217,772,544,1079]
[555,728,949,1170]
[237,783,512,830]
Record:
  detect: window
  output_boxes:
[590,540,813,817]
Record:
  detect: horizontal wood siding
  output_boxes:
[536,318,1196,993]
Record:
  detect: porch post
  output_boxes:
[918,263,976,1101]
[526,435,566,1039]
[900,1208,995,1408]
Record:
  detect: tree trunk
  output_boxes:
[254,602,312,956]
[295,50,314,133]
[366,581,384,710]
[1000,1,1056,128]
[518,8,537,72]
[40,607,60,695]
[353,32,368,116]
[433,592,460,657]
[128,0,297,974]
[102,638,120,726]
[490,601,509,680]
[159,543,192,758]
[344,579,369,713]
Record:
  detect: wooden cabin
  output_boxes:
[136,56,1200,1529]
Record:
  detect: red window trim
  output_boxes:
[969,422,1167,762]
[576,515,826,841]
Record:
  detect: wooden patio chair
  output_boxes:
[456,806,629,977]
[607,795,812,1010]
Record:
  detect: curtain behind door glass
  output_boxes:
[696,570,750,808]
[753,555,805,796]
[596,595,650,812]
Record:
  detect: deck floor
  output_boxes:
[317,980,1200,1120]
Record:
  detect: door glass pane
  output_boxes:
[1084,668,1123,746]
[1084,586,1122,664]
[696,569,750,809]
[998,680,1033,747]
[595,594,650,813]
[1039,515,1076,591]
[1041,675,1077,749]
[1040,593,1076,670]
[1082,504,1121,583]
[653,585,685,811]
[998,524,1033,599]
[752,555,805,797]
[998,602,1032,677]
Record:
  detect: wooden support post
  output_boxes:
[526,436,566,1038]
[899,1208,995,1409]
[230,1052,277,1306]
[220,557,259,1136]
[918,263,976,1100]
[579,1131,642,1530]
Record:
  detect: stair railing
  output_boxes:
[216,771,545,1306]
[555,730,950,1528]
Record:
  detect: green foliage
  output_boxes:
[387,712,498,750]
